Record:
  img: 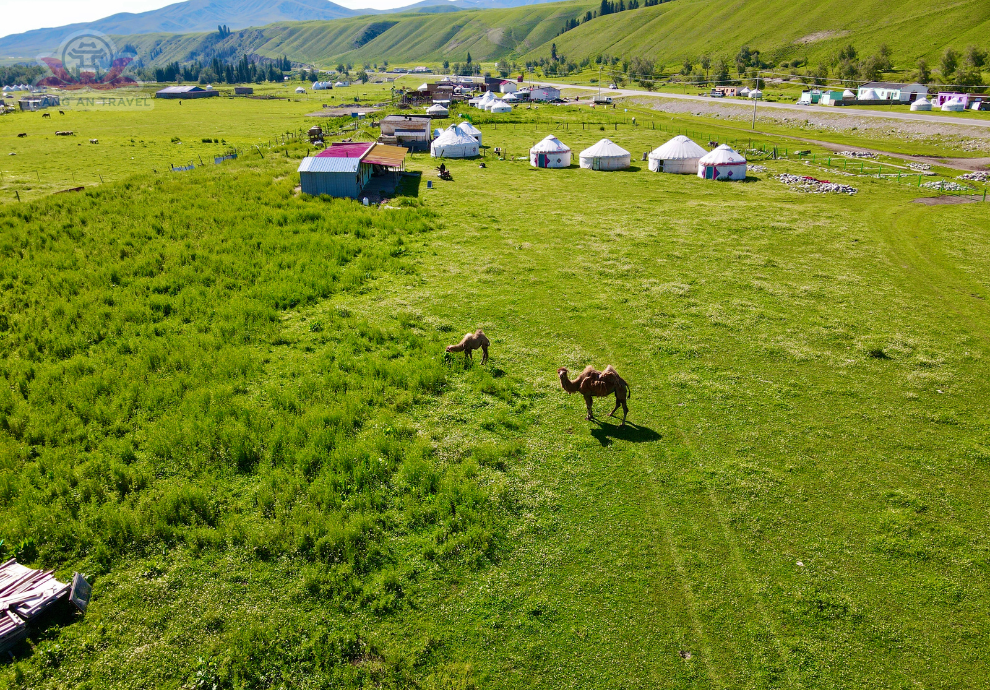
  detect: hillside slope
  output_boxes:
[528,0,990,68]
[117,2,595,68]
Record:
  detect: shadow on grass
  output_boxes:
[0,601,81,665]
[395,171,422,197]
[590,420,661,446]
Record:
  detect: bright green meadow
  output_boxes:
[0,92,989,689]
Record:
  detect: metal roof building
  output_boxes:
[155,85,218,99]
[298,142,407,198]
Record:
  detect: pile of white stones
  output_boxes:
[958,171,990,182]
[920,180,969,191]
[777,173,858,194]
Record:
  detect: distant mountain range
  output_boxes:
[0,0,564,59]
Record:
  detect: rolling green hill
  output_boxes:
[530,0,990,69]
[118,2,595,69]
[108,0,990,75]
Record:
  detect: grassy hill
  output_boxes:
[531,0,990,69]
[103,0,990,75]
[116,2,595,69]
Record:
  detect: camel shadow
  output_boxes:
[590,421,661,447]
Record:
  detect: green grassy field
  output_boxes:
[1,93,989,688]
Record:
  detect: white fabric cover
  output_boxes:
[697,144,747,180]
[941,98,965,111]
[579,139,631,170]
[431,126,480,158]
[860,88,880,100]
[456,121,483,146]
[648,136,707,173]
[529,135,572,168]
[749,89,763,99]
[426,104,449,117]
[417,83,429,91]
[490,101,512,113]
[842,89,855,98]
[910,97,932,111]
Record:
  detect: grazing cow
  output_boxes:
[89,139,98,144]
[41,112,51,118]
[17,133,27,138]
[59,110,65,115]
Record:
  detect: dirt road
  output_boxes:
[537,80,990,130]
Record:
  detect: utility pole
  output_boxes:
[752,71,759,130]
[598,64,602,101]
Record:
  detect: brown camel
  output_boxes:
[557,365,630,425]
[446,329,490,364]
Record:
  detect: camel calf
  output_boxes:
[558,365,630,425]
[446,329,490,364]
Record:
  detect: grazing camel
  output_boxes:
[446,329,490,364]
[557,365,630,425]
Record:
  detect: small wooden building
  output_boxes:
[379,115,432,152]
[234,87,254,95]
[298,142,407,198]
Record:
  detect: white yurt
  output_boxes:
[426,103,449,118]
[941,97,965,112]
[579,139,631,171]
[431,126,480,158]
[698,144,747,180]
[502,92,520,103]
[295,87,306,93]
[529,135,572,168]
[842,89,856,99]
[456,121,483,146]
[334,80,349,87]
[417,83,429,92]
[910,97,932,111]
[477,91,497,110]
[860,88,880,100]
[490,101,512,114]
[749,89,763,99]
[740,87,751,96]
[648,135,708,174]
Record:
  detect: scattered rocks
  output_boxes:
[838,150,878,159]
[920,180,969,191]
[777,173,858,194]
[958,171,990,182]
[748,164,768,173]
[908,162,931,171]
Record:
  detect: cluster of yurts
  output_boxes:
[430,124,748,180]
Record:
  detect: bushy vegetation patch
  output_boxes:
[0,164,516,687]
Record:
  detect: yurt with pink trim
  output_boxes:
[698,144,747,181]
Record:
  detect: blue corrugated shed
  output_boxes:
[298,156,371,198]
[298,157,362,174]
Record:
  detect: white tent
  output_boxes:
[456,121,483,146]
[530,135,571,168]
[648,135,708,174]
[941,97,965,112]
[842,89,856,99]
[749,89,763,99]
[860,88,880,100]
[334,81,349,87]
[740,87,751,96]
[502,92,520,102]
[295,87,306,93]
[477,91,497,110]
[698,144,747,180]
[426,103,449,118]
[490,101,512,113]
[579,139,630,171]
[910,97,932,111]
[417,83,429,92]
[431,126,480,158]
